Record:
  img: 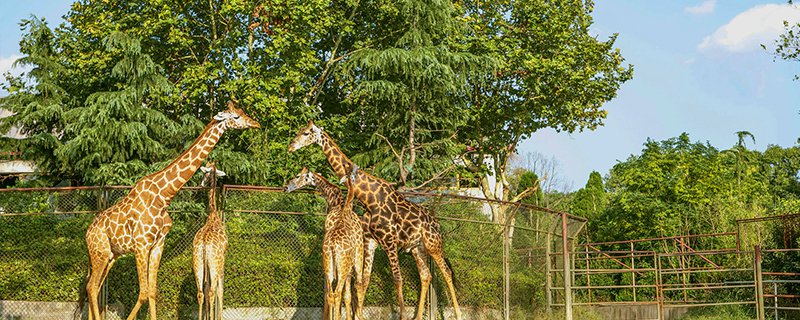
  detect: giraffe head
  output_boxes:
[213,101,261,130]
[200,162,227,187]
[287,120,323,152]
[285,166,316,192]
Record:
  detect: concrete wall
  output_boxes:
[588,304,689,320]
[0,301,501,320]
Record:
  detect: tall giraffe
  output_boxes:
[288,121,462,320]
[285,166,364,320]
[80,101,259,320]
[193,162,228,320]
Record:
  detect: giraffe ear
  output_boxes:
[215,169,227,177]
[213,111,228,121]
[200,166,212,174]
[227,100,236,110]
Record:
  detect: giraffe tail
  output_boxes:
[74,266,90,320]
[444,257,459,290]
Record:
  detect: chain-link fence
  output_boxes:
[0,185,579,319]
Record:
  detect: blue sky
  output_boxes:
[520,0,800,190]
[1,1,800,191]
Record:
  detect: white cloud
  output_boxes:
[0,55,23,77]
[685,0,716,15]
[699,4,800,53]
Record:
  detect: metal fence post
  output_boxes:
[546,232,553,313]
[656,253,663,320]
[755,245,765,320]
[503,222,510,320]
[561,212,572,320]
[773,282,778,320]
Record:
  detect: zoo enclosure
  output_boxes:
[556,215,800,320]
[0,185,585,320]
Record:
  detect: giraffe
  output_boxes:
[285,166,364,320]
[79,101,259,320]
[288,121,463,320]
[193,162,228,320]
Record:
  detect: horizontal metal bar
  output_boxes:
[766,306,800,311]
[763,279,800,284]
[571,268,658,275]
[763,271,800,276]
[737,213,800,223]
[663,301,756,308]
[762,248,800,253]
[662,284,754,291]
[579,232,737,247]
[660,268,752,275]
[657,249,740,257]
[764,294,800,298]
[230,209,326,216]
[552,301,660,307]
[551,284,658,290]
[661,282,752,288]
[0,211,98,216]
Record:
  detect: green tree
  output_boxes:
[516,170,544,206]
[55,32,188,185]
[571,171,607,221]
[332,0,491,186]
[0,17,68,180]
[457,0,633,223]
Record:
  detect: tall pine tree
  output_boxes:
[341,0,491,185]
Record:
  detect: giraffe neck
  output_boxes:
[312,172,343,208]
[319,131,354,179]
[208,170,219,220]
[154,121,226,198]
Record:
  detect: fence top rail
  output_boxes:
[399,190,587,221]
[736,212,800,224]
[579,232,737,247]
[223,184,586,222]
[0,185,216,192]
[0,186,101,192]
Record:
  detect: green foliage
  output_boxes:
[0,188,546,317]
[456,0,633,191]
[341,0,492,185]
[593,133,800,244]
[677,304,753,320]
[571,171,607,221]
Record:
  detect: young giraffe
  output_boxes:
[193,162,228,320]
[285,166,364,320]
[288,121,462,320]
[79,101,259,320]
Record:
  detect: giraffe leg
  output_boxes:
[206,246,220,320]
[216,271,224,320]
[352,240,365,320]
[146,235,168,320]
[429,246,462,320]
[323,249,335,320]
[344,275,353,320]
[410,247,431,320]
[333,256,350,320]
[356,238,378,318]
[126,251,151,320]
[193,245,205,320]
[386,249,405,320]
[86,253,111,320]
